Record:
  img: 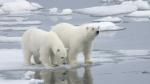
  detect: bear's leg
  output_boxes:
[83,43,92,64]
[50,53,58,66]
[68,50,78,67]
[23,49,32,65]
[39,47,53,67]
[33,53,41,64]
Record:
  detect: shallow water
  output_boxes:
[0,0,150,84]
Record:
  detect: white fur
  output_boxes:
[22,28,67,67]
[52,23,99,66]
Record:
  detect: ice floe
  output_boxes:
[0,49,116,71]
[0,49,149,71]
[0,0,42,14]
[133,0,150,10]
[0,21,41,26]
[126,11,150,17]
[49,8,73,15]
[93,16,122,23]
[81,22,125,31]
[60,9,73,15]
[0,36,21,43]
[49,8,58,15]
[75,2,137,16]
[75,0,150,16]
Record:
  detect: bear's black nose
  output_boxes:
[63,62,66,65]
[96,31,99,35]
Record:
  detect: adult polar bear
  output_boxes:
[52,23,99,66]
[22,28,67,67]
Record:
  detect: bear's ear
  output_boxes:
[57,49,60,52]
[86,27,89,30]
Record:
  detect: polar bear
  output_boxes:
[51,23,99,66]
[22,28,67,67]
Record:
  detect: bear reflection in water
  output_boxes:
[32,66,93,84]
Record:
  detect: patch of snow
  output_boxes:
[134,0,150,10]
[126,11,150,17]
[0,0,42,14]
[49,8,58,15]
[49,8,73,15]
[81,22,124,31]
[0,21,41,26]
[60,9,73,15]
[75,2,137,16]
[93,16,122,23]
[0,36,21,43]
[122,0,150,10]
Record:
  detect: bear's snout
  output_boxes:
[96,31,99,35]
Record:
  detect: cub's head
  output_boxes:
[52,47,68,66]
[85,26,100,39]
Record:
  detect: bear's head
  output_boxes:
[84,26,100,40]
[52,47,67,66]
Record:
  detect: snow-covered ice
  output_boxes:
[93,16,122,23]
[49,8,73,15]
[81,22,125,31]
[0,36,21,43]
[0,49,122,71]
[75,2,137,16]
[49,8,58,15]
[75,0,150,16]
[126,11,150,17]
[133,0,150,10]
[60,9,73,15]
[0,0,42,14]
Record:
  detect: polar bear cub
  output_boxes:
[22,28,67,67]
[52,23,99,66]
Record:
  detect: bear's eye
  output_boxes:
[57,49,60,52]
